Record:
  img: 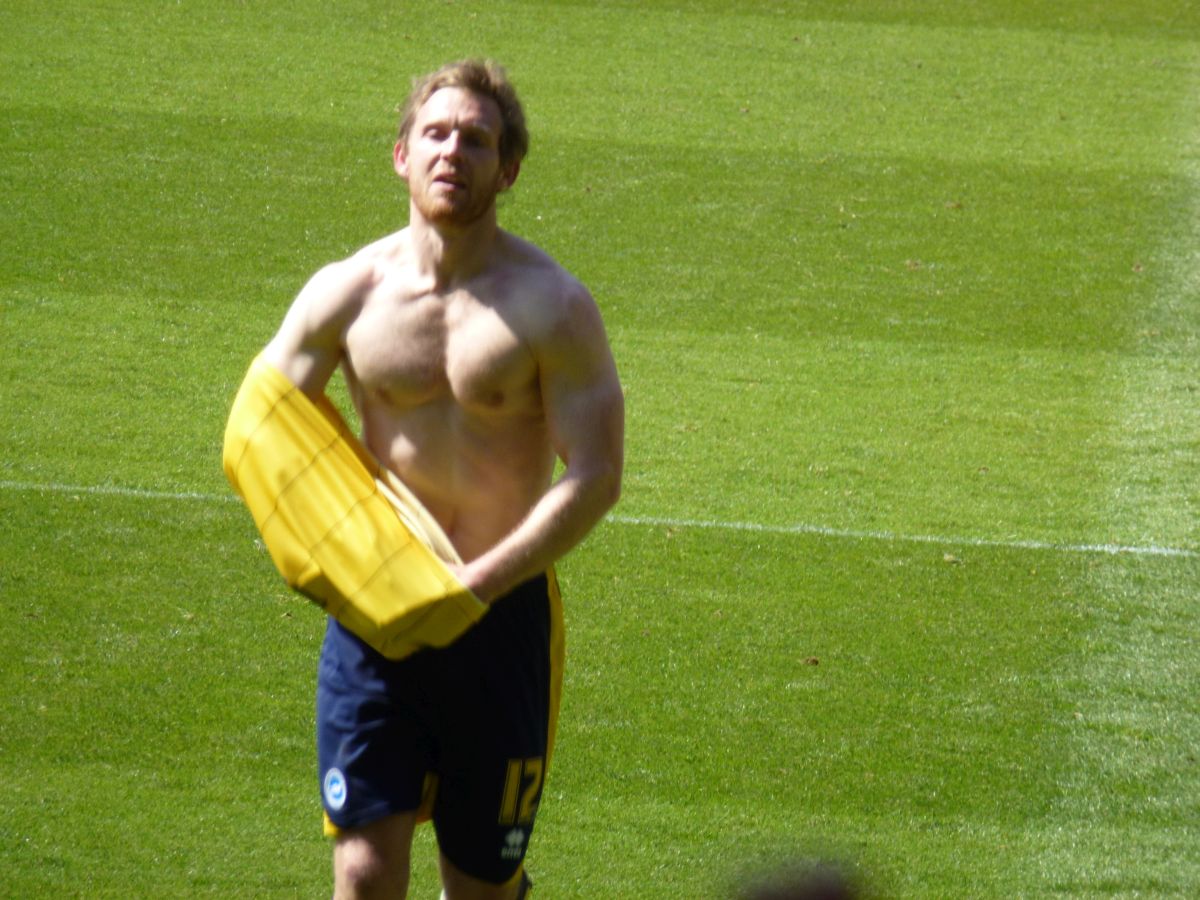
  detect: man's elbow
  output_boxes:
[595,461,622,514]
[574,457,621,516]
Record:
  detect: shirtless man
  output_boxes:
[259,61,624,899]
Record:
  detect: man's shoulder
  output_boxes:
[492,232,606,355]
[313,230,410,298]
[496,231,589,304]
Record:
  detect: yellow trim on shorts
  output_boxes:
[545,567,565,770]
[323,773,440,838]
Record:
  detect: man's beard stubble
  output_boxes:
[412,176,502,230]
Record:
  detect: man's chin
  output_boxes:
[418,198,494,229]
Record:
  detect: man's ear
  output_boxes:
[500,160,521,192]
[393,140,409,179]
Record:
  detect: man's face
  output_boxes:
[395,87,516,228]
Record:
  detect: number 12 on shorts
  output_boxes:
[499,757,544,825]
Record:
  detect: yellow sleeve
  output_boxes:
[222,354,487,659]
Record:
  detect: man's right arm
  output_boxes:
[261,258,373,399]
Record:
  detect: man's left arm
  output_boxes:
[455,284,625,603]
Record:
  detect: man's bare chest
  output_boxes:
[344,289,539,413]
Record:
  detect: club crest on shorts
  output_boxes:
[323,767,348,811]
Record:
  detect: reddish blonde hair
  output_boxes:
[397,59,529,168]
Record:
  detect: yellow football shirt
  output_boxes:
[222,354,487,659]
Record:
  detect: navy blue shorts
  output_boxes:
[317,573,558,884]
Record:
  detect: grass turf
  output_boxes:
[2,1,1198,896]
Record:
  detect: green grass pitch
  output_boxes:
[2,1,1198,896]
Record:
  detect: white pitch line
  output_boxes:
[0,479,239,504]
[607,514,1199,559]
[2,478,1196,560]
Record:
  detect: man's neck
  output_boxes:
[407,204,500,289]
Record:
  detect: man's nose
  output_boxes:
[441,130,463,159]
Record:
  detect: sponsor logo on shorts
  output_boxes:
[323,767,347,811]
[501,827,527,861]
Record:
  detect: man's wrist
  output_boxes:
[452,560,504,606]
